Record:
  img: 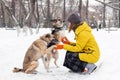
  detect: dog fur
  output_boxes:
[51,17,64,41]
[13,18,64,74]
[13,33,57,74]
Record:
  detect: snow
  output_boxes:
[0,28,120,80]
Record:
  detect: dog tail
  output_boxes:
[13,67,23,72]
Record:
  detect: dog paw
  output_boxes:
[32,71,38,74]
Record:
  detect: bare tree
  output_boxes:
[9,0,15,28]
[95,0,120,29]
[78,0,82,19]
[0,2,5,27]
[23,0,38,35]
[103,0,106,28]
[47,0,50,27]
[86,0,89,22]
[18,0,27,28]
[0,0,21,36]
[63,0,66,21]
[95,0,120,10]
[11,0,15,15]
[119,0,120,28]
[35,0,40,34]
[111,0,119,27]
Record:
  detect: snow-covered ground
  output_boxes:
[0,28,120,80]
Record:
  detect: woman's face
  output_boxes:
[68,22,75,32]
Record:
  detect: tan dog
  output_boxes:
[13,33,57,74]
[45,17,65,68]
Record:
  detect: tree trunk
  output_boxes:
[63,0,66,21]
[8,0,15,28]
[119,0,120,28]
[23,0,36,35]
[47,0,50,27]
[11,0,15,15]
[78,0,82,20]
[63,0,66,27]
[86,0,89,23]
[1,3,5,27]
[36,0,40,34]
[19,0,25,28]
[103,0,106,28]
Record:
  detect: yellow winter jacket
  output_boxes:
[63,22,100,63]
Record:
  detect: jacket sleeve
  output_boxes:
[63,32,90,52]
[69,42,76,45]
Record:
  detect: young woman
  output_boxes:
[55,13,100,74]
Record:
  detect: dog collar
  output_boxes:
[51,27,63,34]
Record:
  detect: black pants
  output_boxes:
[63,51,88,72]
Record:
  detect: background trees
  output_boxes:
[0,0,120,30]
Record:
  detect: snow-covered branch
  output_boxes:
[95,0,120,10]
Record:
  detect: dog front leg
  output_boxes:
[54,59,59,68]
[53,51,59,68]
[42,57,51,72]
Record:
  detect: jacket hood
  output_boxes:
[75,22,91,35]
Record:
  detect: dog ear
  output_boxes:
[40,34,47,41]
[40,34,53,43]
[45,34,51,38]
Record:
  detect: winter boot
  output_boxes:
[82,63,97,74]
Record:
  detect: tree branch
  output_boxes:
[95,0,120,10]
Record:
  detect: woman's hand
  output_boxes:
[54,44,64,50]
[61,36,70,44]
